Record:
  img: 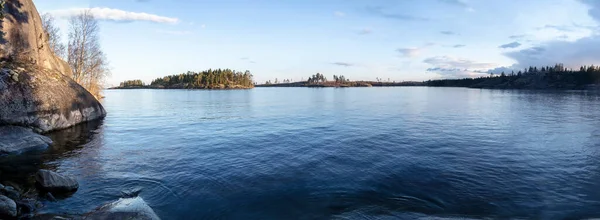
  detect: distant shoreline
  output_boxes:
[108,85,254,90]
[255,81,424,88]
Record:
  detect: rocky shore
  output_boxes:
[0,0,160,219]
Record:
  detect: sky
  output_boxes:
[32,0,600,86]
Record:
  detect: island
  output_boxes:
[112,69,254,89]
[113,64,600,91]
[256,73,424,88]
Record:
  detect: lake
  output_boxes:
[4,87,600,219]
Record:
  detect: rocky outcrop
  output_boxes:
[0,195,17,218]
[0,0,106,133]
[85,197,160,220]
[0,126,52,155]
[35,169,79,193]
[0,0,71,73]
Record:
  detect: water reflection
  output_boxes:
[0,120,104,190]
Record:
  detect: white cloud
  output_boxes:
[424,56,496,70]
[501,0,600,69]
[334,11,345,17]
[50,7,179,24]
[424,57,499,78]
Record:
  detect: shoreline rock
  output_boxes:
[0,126,52,155]
[0,0,107,133]
[86,197,160,220]
[35,170,79,193]
[0,195,17,218]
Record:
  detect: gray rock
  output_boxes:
[0,126,52,155]
[35,170,79,193]
[0,195,17,217]
[1,186,20,201]
[85,197,160,220]
[0,0,107,133]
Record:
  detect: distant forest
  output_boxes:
[119,80,145,88]
[258,73,422,87]
[426,64,600,89]
[149,69,254,89]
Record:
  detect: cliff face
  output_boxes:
[0,0,106,133]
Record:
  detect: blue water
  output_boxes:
[6,87,600,219]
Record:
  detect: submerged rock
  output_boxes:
[86,197,160,220]
[35,170,79,193]
[0,126,52,155]
[0,195,17,218]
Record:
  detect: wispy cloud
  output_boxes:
[50,7,179,24]
[438,0,474,11]
[453,44,466,48]
[509,34,527,39]
[424,56,496,69]
[499,41,522,49]
[396,43,435,58]
[440,31,457,35]
[334,11,345,17]
[331,62,354,67]
[241,57,257,64]
[424,56,497,78]
[438,0,468,7]
[366,6,429,21]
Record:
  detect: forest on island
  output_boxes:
[426,64,600,89]
[119,79,145,88]
[150,69,254,89]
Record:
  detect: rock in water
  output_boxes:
[0,126,52,155]
[86,197,160,220]
[1,186,20,201]
[0,195,17,218]
[0,0,106,133]
[35,170,78,193]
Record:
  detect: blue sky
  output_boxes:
[33,0,600,86]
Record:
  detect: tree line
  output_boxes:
[41,11,109,98]
[150,69,254,89]
[427,63,600,89]
[119,79,145,88]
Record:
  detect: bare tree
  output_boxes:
[41,13,66,59]
[67,10,109,97]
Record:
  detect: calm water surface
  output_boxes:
[6,87,600,219]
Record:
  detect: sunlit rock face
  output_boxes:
[0,0,106,133]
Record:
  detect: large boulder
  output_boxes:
[0,0,71,73]
[35,169,78,193]
[85,197,160,220]
[0,0,106,133]
[0,126,52,155]
[0,195,17,218]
